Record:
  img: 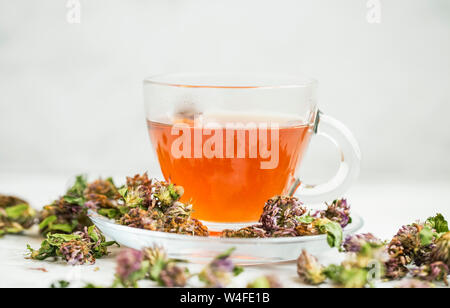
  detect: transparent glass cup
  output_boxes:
[143,73,361,230]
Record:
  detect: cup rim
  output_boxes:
[144,72,317,89]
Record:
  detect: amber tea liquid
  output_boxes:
[147,113,312,223]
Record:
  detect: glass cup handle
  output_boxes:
[289,111,361,203]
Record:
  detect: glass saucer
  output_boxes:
[88,210,363,265]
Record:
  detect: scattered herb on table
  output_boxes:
[38,175,92,235]
[385,213,449,280]
[296,213,450,288]
[411,261,448,285]
[0,194,36,237]
[431,231,450,267]
[198,247,244,288]
[50,280,71,288]
[39,176,122,235]
[113,248,149,288]
[247,275,282,288]
[27,226,117,265]
[112,245,189,288]
[297,250,326,285]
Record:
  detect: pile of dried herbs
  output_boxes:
[39,176,90,235]
[297,213,450,288]
[222,196,349,248]
[0,194,36,237]
[92,173,209,236]
[39,176,120,235]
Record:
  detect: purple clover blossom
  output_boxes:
[199,248,242,288]
[297,250,326,285]
[115,248,144,282]
[84,200,99,210]
[431,231,450,267]
[60,240,93,265]
[159,263,187,287]
[429,262,449,283]
[316,198,351,228]
[271,227,298,237]
[412,261,449,285]
[210,257,235,273]
[259,196,306,231]
[343,233,384,253]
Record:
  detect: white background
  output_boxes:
[1,0,449,183]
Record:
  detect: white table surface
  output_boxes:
[0,173,449,288]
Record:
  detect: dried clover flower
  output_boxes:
[324,264,369,288]
[85,178,120,200]
[411,261,449,285]
[0,217,23,237]
[60,238,94,265]
[114,248,149,288]
[153,182,184,208]
[114,174,209,237]
[297,250,326,285]
[39,175,91,235]
[222,207,345,246]
[28,226,116,265]
[119,208,164,230]
[247,275,282,288]
[384,213,449,277]
[221,197,348,246]
[165,201,192,219]
[0,195,36,236]
[50,280,71,288]
[84,178,121,217]
[387,224,427,266]
[221,225,267,238]
[259,196,306,231]
[315,198,351,228]
[383,214,450,281]
[396,279,434,289]
[431,232,450,267]
[321,238,387,288]
[0,195,28,208]
[325,245,387,288]
[294,215,321,236]
[142,245,168,267]
[116,173,155,211]
[199,248,243,288]
[164,216,209,236]
[159,263,189,287]
[343,233,384,253]
[142,246,188,287]
[384,258,409,280]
